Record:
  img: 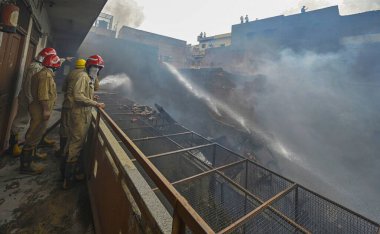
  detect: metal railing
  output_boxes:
[87,93,380,234]
[94,107,214,233]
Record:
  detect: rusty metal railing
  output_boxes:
[96,107,214,233]
[88,93,380,234]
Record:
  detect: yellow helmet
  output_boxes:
[75,59,86,69]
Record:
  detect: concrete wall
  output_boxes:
[0,0,53,150]
[118,26,187,68]
[85,111,172,234]
[78,31,159,78]
[230,6,380,52]
[193,6,380,71]
[231,6,342,52]
[90,27,116,38]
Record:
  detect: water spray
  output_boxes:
[100,73,133,91]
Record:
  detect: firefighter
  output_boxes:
[9,48,57,157]
[20,54,61,174]
[9,48,73,157]
[57,58,87,158]
[57,59,100,158]
[63,55,105,189]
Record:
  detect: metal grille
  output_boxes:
[174,172,258,232]
[272,187,380,234]
[98,93,380,234]
[150,152,206,183]
[246,161,293,201]
[228,207,303,234]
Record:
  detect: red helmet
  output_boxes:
[86,55,104,69]
[38,47,57,58]
[42,54,61,68]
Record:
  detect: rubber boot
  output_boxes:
[20,148,45,175]
[12,143,22,157]
[8,133,22,157]
[39,137,56,147]
[63,162,76,190]
[55,137,67,157]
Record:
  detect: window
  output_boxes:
[201,44,206,48]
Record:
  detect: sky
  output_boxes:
[104,0,380,44]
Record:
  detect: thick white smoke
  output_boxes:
[234,45,380,222]
[285,0,380,15]
[103,0,145,29]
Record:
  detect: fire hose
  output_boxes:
[38,118,61,146]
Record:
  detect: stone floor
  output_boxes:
[0,93,94,234]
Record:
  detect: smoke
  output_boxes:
[229,45,380,221]
[100,73,133,91]
[284,0,380,15]
[164,62,255,133]
[103,0,144,29]
[82,20,380,221]
[163,44,380,221]
[342,0,380,14]
[163,62,221,115]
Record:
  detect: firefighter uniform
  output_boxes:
[20,54,61,174]
[63,54,104,189]
[20,67,57,174]
[66,71,98,163]
[24,68,57,150]
[10,62,43,155]
[59,69,84,140]
[59,69,99,156]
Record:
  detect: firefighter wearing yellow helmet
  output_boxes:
[58,59,90,158]
[62,55,105,189]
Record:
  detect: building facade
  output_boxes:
[0,0,107,151]
[193,6,380,70]
[118,26,187,68]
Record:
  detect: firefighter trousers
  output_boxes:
[66,109,92,163]
[11,94,30,135]
[24,104,49,150]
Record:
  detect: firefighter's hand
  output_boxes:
[43,110,51,120]
[96,103,105,109]
[93,95,100,101]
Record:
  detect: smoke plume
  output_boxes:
[223,44,380,222]
[285,0,380,15]
[342,0,380,14]
[83,15,380,221]
[103,0,144,29]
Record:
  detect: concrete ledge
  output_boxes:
[88,111,172,233]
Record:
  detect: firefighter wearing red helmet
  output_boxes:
[9,48,59,158]
[20,54,61,174]
[63,55,105,189]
